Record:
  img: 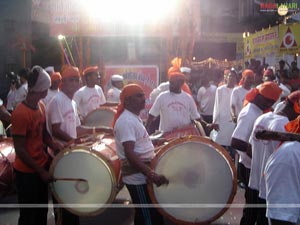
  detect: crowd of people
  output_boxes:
[0,58,300,225]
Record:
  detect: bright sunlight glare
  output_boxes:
[78,0,180,25]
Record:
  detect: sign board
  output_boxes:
[244,26,279,60]
[279,23,300,54]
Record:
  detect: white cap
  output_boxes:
[31,65,51,92]
[111,74,124,82]
[0,99,3,106]
[44,66,55,74]
[180,67,191,73]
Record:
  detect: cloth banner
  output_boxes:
[244,26,278,60]
[104,65,159,121]
[279,23,300,54]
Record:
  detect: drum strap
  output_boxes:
[121,159,151,176]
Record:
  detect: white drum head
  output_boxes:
[83,107,116,128]
[50,148,118,216]
[149,136,237,224]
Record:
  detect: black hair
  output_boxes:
[18,68,30,80]
[27,67,39,89]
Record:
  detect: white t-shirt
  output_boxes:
[249,112,288,199]
[196,84,217,116]
[232,103,263,169]
[265,141,300,224]
[274,101,286,113]
[212,85,235,146]
[149,81,169,103]
[8,83,28,110]
[42,89,59,109]
[273,83,291,109]
[106,86,121,103]
[73,85,106,117]
[149,91,200,132]
[15,83,28,106]
[114,109,155,185]
[230,86,249,117]
[47,92,80,140]
[6,89,17,111]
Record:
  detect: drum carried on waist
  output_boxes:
[82,107,116,128]
[0,138,15,196]
[148,136,237,225]
[160,121,206,140]
[50,134,121,216]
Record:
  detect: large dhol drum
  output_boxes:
[50,135,121,216]
[162,121,205,140]
[0,138,15,196]
[148,136,237,225]
[83,107,116,128]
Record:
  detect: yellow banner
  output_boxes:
[244,26,278,60]
[279,23,300,54]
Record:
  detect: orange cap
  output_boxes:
[51,72,62,82]
[287,90,300,114]
[285,115,300,133]
[242,69,255,78]
[168,71,185,80]
[61,65,80,79]
[167,57,182,78]
[112,84,144,128]
[258,81,282,101]
[83,66,98,76]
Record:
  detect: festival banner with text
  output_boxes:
[244,26,278,60]
[104,65,159,120]
[279,23,300,55]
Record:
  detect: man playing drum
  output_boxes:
[42,71,62,109]
[113,84,169,225]
[47,65,112,225]
[146,69,216,135]
[265,116,300,225]
[73,66,106,121]
[11,66,63,225]
[231,81,282,225]
[149,57,192,103]
[106,74,124,103]
[248,90,300,224]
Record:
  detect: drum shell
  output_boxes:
[0,138,15,196]
[148,136,237,225]
[50,135,120,216]
[162,123,204,140]
[83,107,116,128]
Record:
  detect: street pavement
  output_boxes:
[0,185,244,225]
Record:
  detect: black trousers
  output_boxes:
[200,115,213,136]
[126,184,164,225]
[15,170,49,225]
[239,165,268,225]
[52,196,80,225]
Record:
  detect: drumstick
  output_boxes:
[53,178,88,182]
[255,130,300,142]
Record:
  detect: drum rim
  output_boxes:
[49,147,119,216]
[147,135,237,225]
[83,107,116,127]
[0,137,13,144]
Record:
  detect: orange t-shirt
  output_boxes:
[12,102,49,173]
